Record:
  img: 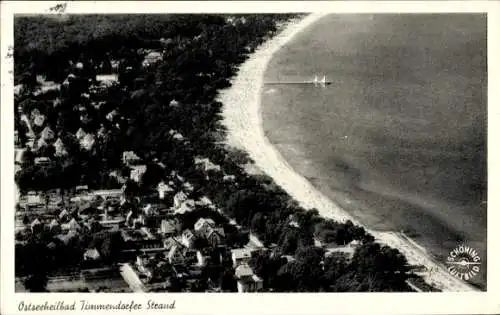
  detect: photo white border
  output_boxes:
[1,1,499,314]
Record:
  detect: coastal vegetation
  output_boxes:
[15,14,415,292]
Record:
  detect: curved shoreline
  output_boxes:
[218,13,477,292]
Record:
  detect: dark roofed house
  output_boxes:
[59,209,69,222]
[206,227,226,247]
[30,218,43,233]
[49,219,61,234]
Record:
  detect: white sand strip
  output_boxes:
[218,13,478,292]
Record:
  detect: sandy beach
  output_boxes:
[218,13,479,292]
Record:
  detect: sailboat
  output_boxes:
[312,74,328,85]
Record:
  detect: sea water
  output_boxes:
[261,14,487,288]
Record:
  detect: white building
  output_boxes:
[235,264,263,293]
[231,248,254,267]
[130,165,147,183]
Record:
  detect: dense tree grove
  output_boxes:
[15,14,415,292]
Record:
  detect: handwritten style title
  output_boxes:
[18,300,175,312]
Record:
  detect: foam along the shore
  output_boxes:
[218,13,479,292]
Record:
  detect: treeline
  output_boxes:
[15,14,415,292]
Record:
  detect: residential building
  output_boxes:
[166,245,185,265]
[96,74,118,86]
[160,219,178,236]
[83,248,101,261]
[106,109,118,122]
[163,236,182,251]
[33,115,46,127]
[231,248,254,267]
[30,218,43,233]
[130,165,147,183]
[142,51,163,67]
[194,157,221,172]
[91,189,123,200]
[157,181,175,200]
[122,151,142,165]
[58,209,69,221]
[196,250,210,266]
[173,191,188,209]
[80,133,95,151]
[49,219,61,234]
[194,218,216,235]
[34,138,48,152]
[235,264,263,293]
[175,199,195,214]
[75,128,86,140]
[40,126,55,141]
[122,229,163,250]
[53,138,68,156]
[180,230,196,248]
[34,156,51,166]
[64,218,81,232]
[26,192,42,207]
[206,227,225,247]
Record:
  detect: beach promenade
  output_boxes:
[218,12,478,292]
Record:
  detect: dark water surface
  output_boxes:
[261,14,487,288]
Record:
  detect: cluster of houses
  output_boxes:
[16,148,265,292]
[14,45,268,292]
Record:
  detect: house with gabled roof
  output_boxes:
[80,133,95,151]
[206,227,226,247]
[160,219,178,236]
[166,245,186,265]
[122,151,141,166]
[130,165,147,183]
[40,126,55,141]
[157,181,175,200]
[59,209,69,221]
[169,99,180,107]
[180,229,196,248]
[53,138,68,156]
[30,218,43,233]
[173,191,188,209]
[235,264,263,293]
[194,157,221,172]
[33,115,46,127]
[163,236,182,251]
[76,128,86,140]
[194,218,216,235]
[231,248,254,267]
[175,199,195,214]
[84,248,101,261]
[67,218,81,232]
[34,138,48,152]
[49,219,61,233]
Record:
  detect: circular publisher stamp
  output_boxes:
[446,244,481,281]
